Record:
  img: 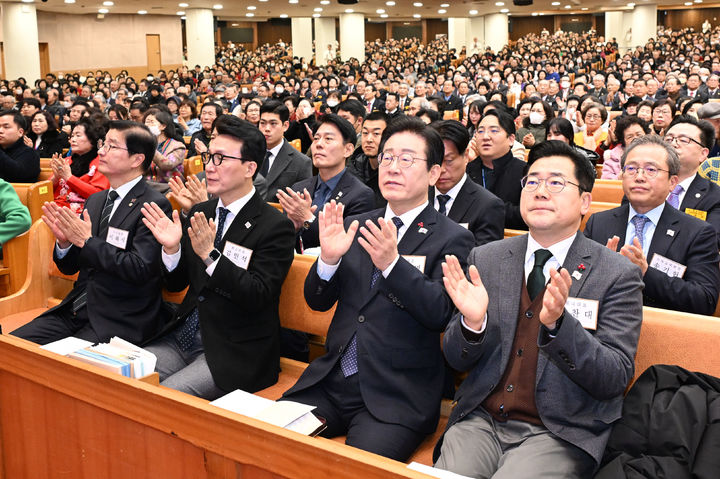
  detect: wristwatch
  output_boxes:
[302,215,316,231]
[203,248,221,266]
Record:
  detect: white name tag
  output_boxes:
[106,227,129,250]
[223,241,253,270]
[649,253,687,278]
[459,223,469,229]
[402,255,426,274]
[565,297,599,330]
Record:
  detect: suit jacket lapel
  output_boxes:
[679,175,706,212]
[216,192,263,249]
[612,204,630,245]
[88,190,107,237]
[265,142,291,186]
[108,180,146,229]
[397,204,436,255]
[647,206,681,262]
[448,181,474,222]
[495,236,527,376]
[329,171,352,204]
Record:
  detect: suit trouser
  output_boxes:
[434,408,595,479]
[283,362,426,462]
[11,305,101,345]
[143,326,225,400]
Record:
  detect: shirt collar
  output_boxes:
[678,172,696,192]
[318,168,346,193]
[111,175,143,202]
[435,173,467,200]
[628,202,665,226]
[384,201,429,241]
[218,187,256,217]
[268,139,284,158]
[525,232,578,269]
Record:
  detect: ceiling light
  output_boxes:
[531,12,538,16]
[627,2,635,6]
[289,0,298,3]
[495,1,504,5]
[247,5,256,10]
[695,0,703,3]
[320,0,330,3]
[212,4,223,9]
[500,8,509,12]
[438,9,447,14]
[259,0,268,2]
[551,1,560,5]
[381,13,388,18]
[413,2,423,6]
[386,0,395,4]
[376,8,385,13]
[280,13,288,17]
[232,23,238,26]
[181,16,186,19]
[314,7,322,11]
[178,2,188,6]
[539,12,544,15]
[246,12,254,16]
[176,11,185,15]
[345,8,353,12]
[21,0,34,3]
[64,0,76,3]
[684,1,692,4]
[564,5,571,8]
[441,3,450,6]
[469,9,478,15]
[98,8,109,13]
[103,1,114,5]
[138,10,147,14]
[413,13,421,18]
[312,13,320,17]
[581,7,588,10]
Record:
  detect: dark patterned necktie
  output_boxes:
[528,249,553,301]
[437,194,451,215]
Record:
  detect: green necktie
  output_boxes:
[528,249,553,301]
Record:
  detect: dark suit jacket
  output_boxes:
[284,205,475,434]
[366,99,385,114]
[264,140,312,202]
[681,87,708,103]
[466,150,527,230]
[584,203,720,315]
[430,178,504,246]
[38,179,171,344]
[0,138,40,183]
[442,95,464,119]
[436,233,644,465]
[679,174,720,248]
[160,192,296,392]
[291,170,375,251]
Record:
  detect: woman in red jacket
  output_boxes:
[51,117,109,214]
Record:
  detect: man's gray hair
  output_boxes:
[621,134,680,176]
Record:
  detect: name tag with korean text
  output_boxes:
[649,253,687,278]
[106,227,129,250]
[685,208,708,221]
[223,241,253,270]
[402,255,426,274]
[565,297,599,330]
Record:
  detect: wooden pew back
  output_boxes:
[591,179,623,204]
[12,180,53,223]
[183,155,204,180]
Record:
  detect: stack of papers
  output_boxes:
[210,389,325,436]
[41,336,157,379]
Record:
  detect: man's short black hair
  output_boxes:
[212,114,267,179]
[431,120,470,155]
[108,120,157,171]
[0,110,27,132]
[667,114,717,150]
[385,92,399,103]
[527,140,595,193]
[336,99,366,122]
[482,109,516,137]
[315,113,357,145]
[259,100,290,123]
[21,98,41,109]
[364,111,388,125]
[379,116,444,169]
[417,108,440,123]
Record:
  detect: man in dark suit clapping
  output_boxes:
[282,117,474,461]
[141,115,296,399]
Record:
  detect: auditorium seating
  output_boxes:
[183,155,204,180]
[12,180,53,223]
[591,179,623,203]
[0,227,30,297]
[290,138,302,152]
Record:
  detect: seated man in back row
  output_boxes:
[141,115,296,400]
[435,140,644,478]
[282,117,475,461]
[13,121,171,344]
[584,134,720,315]
[0,110,40,183]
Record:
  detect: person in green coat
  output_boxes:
[0,178,31,255]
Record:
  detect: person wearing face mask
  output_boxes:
[271,83,289,101]
[143,108,187,186]
[516,100,553,148]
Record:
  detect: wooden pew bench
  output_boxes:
[11,180,53,223]
[591,179,623,204]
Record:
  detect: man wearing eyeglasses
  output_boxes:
[435,140,644,478]
[282,117,475,461]
[13,121,172,345]
[584,135,720,315]
[662,115,720,246]
[140,115,296,399]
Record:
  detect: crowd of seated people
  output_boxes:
[3,22,720,477]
